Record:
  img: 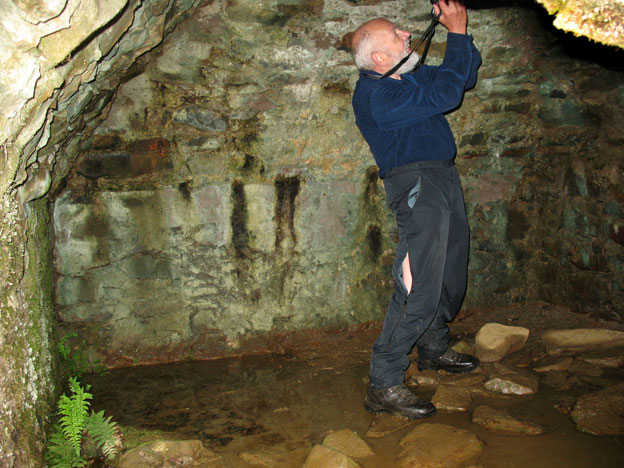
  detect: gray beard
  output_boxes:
[395,52,420,75]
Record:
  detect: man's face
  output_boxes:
[370,20,418,75]
[377,20,411,63]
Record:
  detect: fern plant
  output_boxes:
[58,332,108,379]
[45,377,121,468]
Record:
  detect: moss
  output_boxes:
[119,426,181,451]
[0,195,57,466]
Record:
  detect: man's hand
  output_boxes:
[433,0,467,35]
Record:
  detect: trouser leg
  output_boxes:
[369,175,452,389]
[416,168,469,358]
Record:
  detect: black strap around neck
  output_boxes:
[364,11,440,80]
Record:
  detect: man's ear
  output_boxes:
[371,51,386,66]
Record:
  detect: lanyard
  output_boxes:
[365,9,441,80]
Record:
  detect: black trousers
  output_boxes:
[370,160,469,389]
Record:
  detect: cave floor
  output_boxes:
[86,303,624,467]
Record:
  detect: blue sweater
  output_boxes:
[352,33,481,178]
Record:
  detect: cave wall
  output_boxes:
[0,196,55,467]
[50,0,624,368]
[0,0,623,465]
[0,0,203,465]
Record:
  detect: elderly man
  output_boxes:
[351,0,481,420]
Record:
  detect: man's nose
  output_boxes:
[397,28,411,40]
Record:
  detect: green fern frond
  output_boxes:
[44,424,88,468]
[46,377,120,467]
[85,410,121,460]
[57,377,92,456]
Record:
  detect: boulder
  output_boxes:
[118,440,225,468]
[439,372,485,388]
[472,405,545,435]
[431,385,473,412]
[542,329,624,356]
[397,423,484,468]
[302,445,361,468]
[570,383,624,436]
[410,369,440,387]
[576,346,624,368]
[366,413,413,439]
[533,356,573,372]
[322,429,374,459]
[475,323,529,362]
[239,445,310,467]
[484,363,539,395]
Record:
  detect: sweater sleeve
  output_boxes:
[464,39,481,91]
[369,33,477,130]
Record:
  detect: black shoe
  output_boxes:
[417,348,480,373]
[364,383,436,420]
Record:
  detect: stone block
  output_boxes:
[322,429,374,459]
[296,180,357,254]
[475,322,530,362]
[244,184,275,253]
[542,328,624,355]
[120,254,173,279]
[173,107,227,132]
[431,385,472,412]
[302,445,360,468]
[191,184,232,247]
[571,383,624,436]
[398,423,484,468]
[484,363,539,395]
[56,275,96,306]
[472,405,544,435]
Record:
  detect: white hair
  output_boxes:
[353,31,377,70]
[352,29,420,74]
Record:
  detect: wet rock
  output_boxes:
[302,445,361,468]
[533,356,574,372]
[570,383,624,435]
[239,445,310,468]
[484,363,539,395]
[439,371,485,388]
[452,340,475,356]
[431,385,473,412]
[173,107,227,132]
[568,358,604,377]
[366,413,413,439]
[397,423,484,468]
[472,405,545,435]
[576,346,624,368]
[475,323,529,362]
[322,429,374,459]
[118,439,226,468]
[541,370,571,390]
[542,329,624,356]
[504,348,535,368]
[553,395,576,414]
[535,0,624,49]
[409,369,440,387]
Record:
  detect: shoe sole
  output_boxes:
[417,363,479,373]
[364,400,436,420]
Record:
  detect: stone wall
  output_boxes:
[0,1,623,464]
[50,0,624,368]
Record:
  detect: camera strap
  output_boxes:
[364,10,441,80]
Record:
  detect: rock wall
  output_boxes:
[50,0,624,368]
[0,196,55,466]
[0,0,203,465]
